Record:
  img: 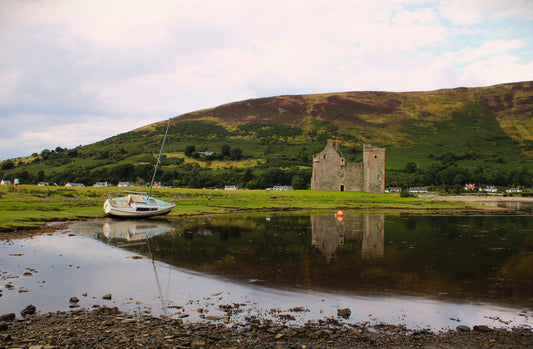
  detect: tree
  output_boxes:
[402,162,417,173]
[37,170,45,182]
[184,145,195,157]
[1,160,14,170]
[221,144,230,157]
[229,148,243,161]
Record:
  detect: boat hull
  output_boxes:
[103,196,176,218]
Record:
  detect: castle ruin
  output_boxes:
[311,140,385,193]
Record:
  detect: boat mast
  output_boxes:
[148,118,171,198]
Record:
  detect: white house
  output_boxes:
[270,186,294,191]
[408,187,428,194]
[65,182,85,187]
[1,179,12,185]
[484,186,498,193]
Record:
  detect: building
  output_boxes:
[1,180,12,185]
[65,182,85,187]
[464,183,476,190]
[93,181,109,187]
[408,187,429,194]
[311,140,385,193]
[484,186,498,193]
[387,187,402,193]
[197,151,214,156]
[272,186,294,191]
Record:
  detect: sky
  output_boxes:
[1,0,532,161]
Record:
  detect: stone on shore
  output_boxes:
[337,308,351,319]
[21,305,36,317]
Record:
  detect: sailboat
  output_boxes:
[103,119,176,218]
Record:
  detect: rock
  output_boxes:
[0,322,8,331]
[205,315,224,321]
[96,306,120,315]
[337,308,351,319]
[21,305,36,317]
[70,297,80,303]
[474,325,493,333]
[0,314,15,322]
[102,293,112,300]
[290,306,307,312]
[456,325,470,332]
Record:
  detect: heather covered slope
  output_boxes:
[167,80,533,168]
[1,81,532,189]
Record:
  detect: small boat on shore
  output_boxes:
[103,191,176,217]
[103,119,176,218]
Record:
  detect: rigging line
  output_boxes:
[146,236,168,317]
[148,118,171,198]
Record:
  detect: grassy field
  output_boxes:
[0,185,483,231]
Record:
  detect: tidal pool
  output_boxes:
[1,208,532,332]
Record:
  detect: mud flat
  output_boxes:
[1,307,532,348]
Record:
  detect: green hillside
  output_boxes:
[1,81,532,190]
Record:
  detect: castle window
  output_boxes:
[375,155,377,159]
[323,155,326,159]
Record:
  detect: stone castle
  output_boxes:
[311,140,385,193]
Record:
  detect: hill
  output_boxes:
[1,81,532,190]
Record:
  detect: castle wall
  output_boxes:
[344,163,364,191]
[311,140,385,193]
[363,145,386,193]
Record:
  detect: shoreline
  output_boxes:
[430,195,533,202]
[2,192,532,347]
[1,308,532,348]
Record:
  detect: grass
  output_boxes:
[0,185,480,231]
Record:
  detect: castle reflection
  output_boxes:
[311,214,384,262]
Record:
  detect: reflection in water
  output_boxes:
[481,201,533,213]
[101,219,174,242]
[89,213,532,308]
[2,212,532,331]
[311,214,384,262]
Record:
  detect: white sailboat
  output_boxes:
[103,119,176,218]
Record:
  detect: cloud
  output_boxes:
[0,0,532,160]
[462,54,533,86]
[458,39,526,62]
[0,114,159,158]
[439,0,533,25]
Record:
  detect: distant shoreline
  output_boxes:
[430,195,533,202]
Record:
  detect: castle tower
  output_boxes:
[311,139,346,191]
[311,141,385,193]
[363,145,385,193]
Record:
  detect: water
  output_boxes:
[1,205,532,331]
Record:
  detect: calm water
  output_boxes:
[1,205,532,331]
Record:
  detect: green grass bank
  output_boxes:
[0,185,483,231]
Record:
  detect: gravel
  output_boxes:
[1,306,532,348]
